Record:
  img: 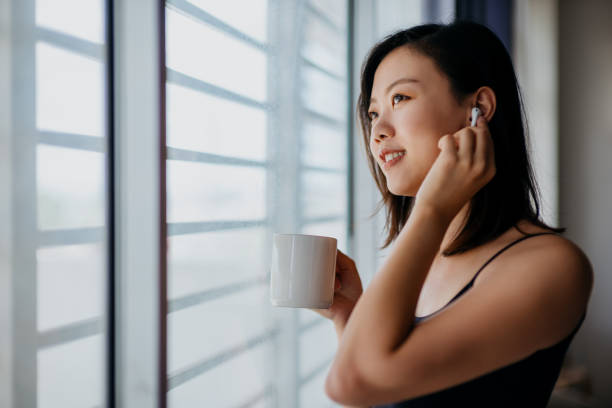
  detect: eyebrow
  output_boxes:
[370,78,420,104]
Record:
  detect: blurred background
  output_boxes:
[0,0,610,407]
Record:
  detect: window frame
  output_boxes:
[112,0,166,407]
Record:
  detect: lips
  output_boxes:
[383,153,405,170]
[378,148,406,170]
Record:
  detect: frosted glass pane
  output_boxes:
[299,321,336,378]
[168,341,274,407]
[167,161,265,222]
[309,0,347,30]
[301,171,347,218]
[37,243,104,331]
[301,66,346,121]
[168,284,270,372]
[299,308,324,329]
[302,14,346,77]
[37,145,105,230]
[299,365,336,408]
[301,220,347,253]
[38,335,104,408]
[249,395,275,408]
[186,0,268,43]
[36,0,105,43]
[166,8,267,102]
[169,227,267,299]
[36,42,104,137]
[301,121,346,170]
[167,83,267,161]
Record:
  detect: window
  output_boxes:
[3,0,109,406]
[2,1,438,407]
[165,0,350,406]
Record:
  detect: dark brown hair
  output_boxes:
[357,21,564,254]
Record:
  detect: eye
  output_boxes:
[392,94,409,106]
[367,111,378,121]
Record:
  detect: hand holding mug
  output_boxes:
[308,250,363,327]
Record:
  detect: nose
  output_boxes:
[371,118,394,143]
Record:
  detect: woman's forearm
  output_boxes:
[333,320,370,408]
[333,205,451,369]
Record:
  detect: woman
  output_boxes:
[311,21,593,407]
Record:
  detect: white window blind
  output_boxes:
[164,0,350,406]
[5,0,109,407]
[2,0,355,406]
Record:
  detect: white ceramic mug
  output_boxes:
[269,233,338,308]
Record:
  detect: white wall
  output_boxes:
[558,0,612,405]
[515,1,612,405]
[513,0,560,228]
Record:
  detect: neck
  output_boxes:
[439,202,471,257]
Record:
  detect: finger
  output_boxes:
[474,115,488,129]
[336,249,354,269]
[456,129,476,163]
[474,129,487,165]
[438,134,458,156]
[473,117,492,163]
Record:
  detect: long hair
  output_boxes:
[357,21,564,254]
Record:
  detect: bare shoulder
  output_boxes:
[478,221,593,347]
[498,220,593,281]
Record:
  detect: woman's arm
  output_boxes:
[326,204,450,399]
[333,313,372,408]
[308,251,369,407]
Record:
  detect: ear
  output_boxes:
[467,86,496,124]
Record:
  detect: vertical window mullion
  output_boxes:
[347,0,355,255]
[10,0,38,406]
[105,0,116,406]
[0,0,12,405]
[113,0,165,407]
[269,0,301,406]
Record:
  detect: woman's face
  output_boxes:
[368,46,471,196]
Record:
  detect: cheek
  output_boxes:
[404,133,439,161]
[402,137,441,181]
[369,137,377,159]
[403,98,461,137]
[404,100,435,125]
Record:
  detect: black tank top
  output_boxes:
[373,232,585,408]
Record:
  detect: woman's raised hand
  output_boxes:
[308,250,363,327]
[414,116,496,222]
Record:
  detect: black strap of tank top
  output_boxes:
[466,232,560,288]
[415,232,560,321]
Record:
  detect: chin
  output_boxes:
[386,180,415,196]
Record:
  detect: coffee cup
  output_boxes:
[269,233,337,308]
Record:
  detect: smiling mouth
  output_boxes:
[381,151,406,170]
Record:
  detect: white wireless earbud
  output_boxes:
[471,106,481,127]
